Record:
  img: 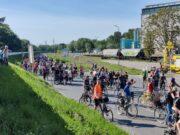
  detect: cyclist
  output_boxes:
[142,68,148,88]
[153,69,160,91]
[147,78,154,94]
[124,72,128,82]
[165,87,177,127]
[84,76,91,94]
[93,79,103,110]
[108,71,114,87]
[80,65,84,78]
[123,81,132,103]
[173,91,180,134]
[42,62,47,80]
[160,73,167,89]
[119,74,126,90]
[169,78,180,92]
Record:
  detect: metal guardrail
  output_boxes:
[8,52,28,56]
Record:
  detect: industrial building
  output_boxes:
[120,28,142,57]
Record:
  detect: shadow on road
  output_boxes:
[115,119,165,129]
[71,83,83,87]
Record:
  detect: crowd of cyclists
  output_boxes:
[20,54,180,135]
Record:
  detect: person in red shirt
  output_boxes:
[147,78,154,94]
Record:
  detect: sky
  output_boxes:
[0,0,176,45]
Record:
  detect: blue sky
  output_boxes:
[0,0,174,45]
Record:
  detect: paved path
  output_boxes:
[45,75,166,135]
[103,60,160,70]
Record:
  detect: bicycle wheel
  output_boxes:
[79,95,91,106]
[116,102,124,115]
[103,109,114,122]
[137,95,144,107]
[154,107,166,123]
[126,104,138,118]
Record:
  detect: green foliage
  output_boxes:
[143,31,155,57]
[0,23,30,51]
[68,31,122,52]
[35,43,67,53]
[6,63,128,135]
[48,53,142,75]
[122,29,134,39]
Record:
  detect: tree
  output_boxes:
[143,31,155,58]
[68,41,75,52]
[122,29,134,39]
[0,23,32,52]
[85,41,94,53]
[0,23,22,51]
[21,39,30,51]
[143,7,180,50]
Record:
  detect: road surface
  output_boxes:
[45,75,166,135]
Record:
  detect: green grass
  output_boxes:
[0,64,70,135]
[9,54,23,65]
[0,63,128,135]
[48,53,142,75]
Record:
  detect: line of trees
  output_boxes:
[67,30,135,53]
[0,23,30,51]
[0,21,134,53]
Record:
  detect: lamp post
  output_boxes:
[113,25,121,65]
[114,25,119,32]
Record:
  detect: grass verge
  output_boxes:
[0,63,128,135]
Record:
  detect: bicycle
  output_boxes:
[154,102,166,123]
[79,90,92,106]
[116,95,138,118]
[96,97,114,121]
[138,92,155,108]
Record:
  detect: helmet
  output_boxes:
[171,78,175,83]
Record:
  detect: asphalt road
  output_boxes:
[45,75,166,135]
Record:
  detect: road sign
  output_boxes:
[166,41,174,49]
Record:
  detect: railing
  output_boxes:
[8,52,28,56]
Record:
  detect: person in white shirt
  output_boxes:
[2,45,8,64]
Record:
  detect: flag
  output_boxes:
[0,17,5,23]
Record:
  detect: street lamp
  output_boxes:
[113,25,121,65]
[114,25,119,32]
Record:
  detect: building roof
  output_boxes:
[145,1,180,9]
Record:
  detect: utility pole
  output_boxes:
[113,25,121,65]
[114,25,119,32]
[53,38,55,57]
